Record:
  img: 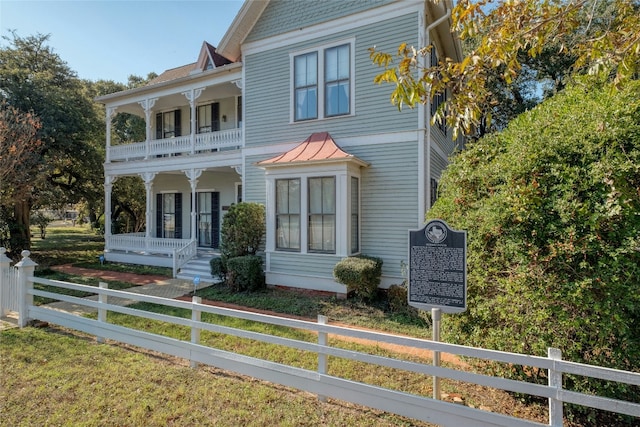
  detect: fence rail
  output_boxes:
[1,249,639,427]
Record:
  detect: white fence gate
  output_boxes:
[2,248,640,427]
[0,248,22,316]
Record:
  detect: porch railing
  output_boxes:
[109,128,242,161]
[106,234,197,277]
[173,239,198,278]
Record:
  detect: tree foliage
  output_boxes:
[370,0,640,138]
[428,80,640,421]
[0,32,103,253]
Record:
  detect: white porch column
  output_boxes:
[182,88,204,154]
[141,172,156,251]
[104,175,118,249]
[105,107,117,163]
[138,98,158,159]
[183,168,203,242]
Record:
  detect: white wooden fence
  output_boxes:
[1,249,639,427]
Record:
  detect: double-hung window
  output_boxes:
[325,44,350,117]
[294,53,318,121]
[276,178,301,250]
[308,177,336,253]
[293,40,353,122]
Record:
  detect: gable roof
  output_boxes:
[218,0,462,63]
[217,0,270,62]
[147,41,233,86]
[256,132,369,168]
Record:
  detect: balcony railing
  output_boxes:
[109,128,242,162]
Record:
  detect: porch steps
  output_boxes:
[176,254,219,284]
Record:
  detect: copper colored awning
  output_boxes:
[256,132,368,167]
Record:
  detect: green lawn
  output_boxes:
[1,227,550,426]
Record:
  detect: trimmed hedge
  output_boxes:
[333,255,383,300]
[226,255,265,292]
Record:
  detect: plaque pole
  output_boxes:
[432,307,441,400]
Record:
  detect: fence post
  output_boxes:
[16,250,37,328]
[97,282,108,343]
[172,248,178,278]
[0,247,11,316]
[190,296,202,368]
[317,315,328,402]
[548,347,564,427]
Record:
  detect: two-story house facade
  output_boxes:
[96,0,463,294]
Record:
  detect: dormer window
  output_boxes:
[205,57,214,70]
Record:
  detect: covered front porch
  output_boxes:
[104,165,241,277]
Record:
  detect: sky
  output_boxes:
[0,0,244,84]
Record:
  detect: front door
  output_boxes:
[197,192,220,248]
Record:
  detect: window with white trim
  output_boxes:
[276,178,301,250]
[292,40,353,122]
[294,53,318,121]
[308,177,335,253]
[350,177,359,254]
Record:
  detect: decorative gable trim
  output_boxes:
[192,41,234,75]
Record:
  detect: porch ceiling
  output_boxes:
[112,82,241,118]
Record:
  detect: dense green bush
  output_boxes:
[220,202,265,259]
[428,79,640,420]
[333,255,383,300]
[213,202,265,291]
[226,255,265,292]
[209,257,226,282]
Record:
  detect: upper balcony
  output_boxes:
[95,52,244,167]
[109,128,242,162]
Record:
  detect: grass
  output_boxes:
[29,222,171,277]
[0,326,429,426]
[1,226,553,425]
[29,223,104,267]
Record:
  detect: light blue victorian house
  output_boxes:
[96,0,463,294]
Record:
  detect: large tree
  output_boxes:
[0,32,103,254]
[371,0,640,137]
[0,102,42,251]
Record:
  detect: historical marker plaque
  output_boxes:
[408,219,467,313]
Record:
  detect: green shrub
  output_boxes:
[429,79,640,422]
[220,202,265,259]
[387,283,409,313]
[215,202,266,291]
[226,255,265,292]
[333,255,383,300]
[209,257,226,282]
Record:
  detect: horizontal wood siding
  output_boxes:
[269,252,341,278]
[430,146,449,181]
[431,126,459,161]
[348,139,418,278]
[246,0,394,43]
[243,154,267,204]
[244,12,419,148]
